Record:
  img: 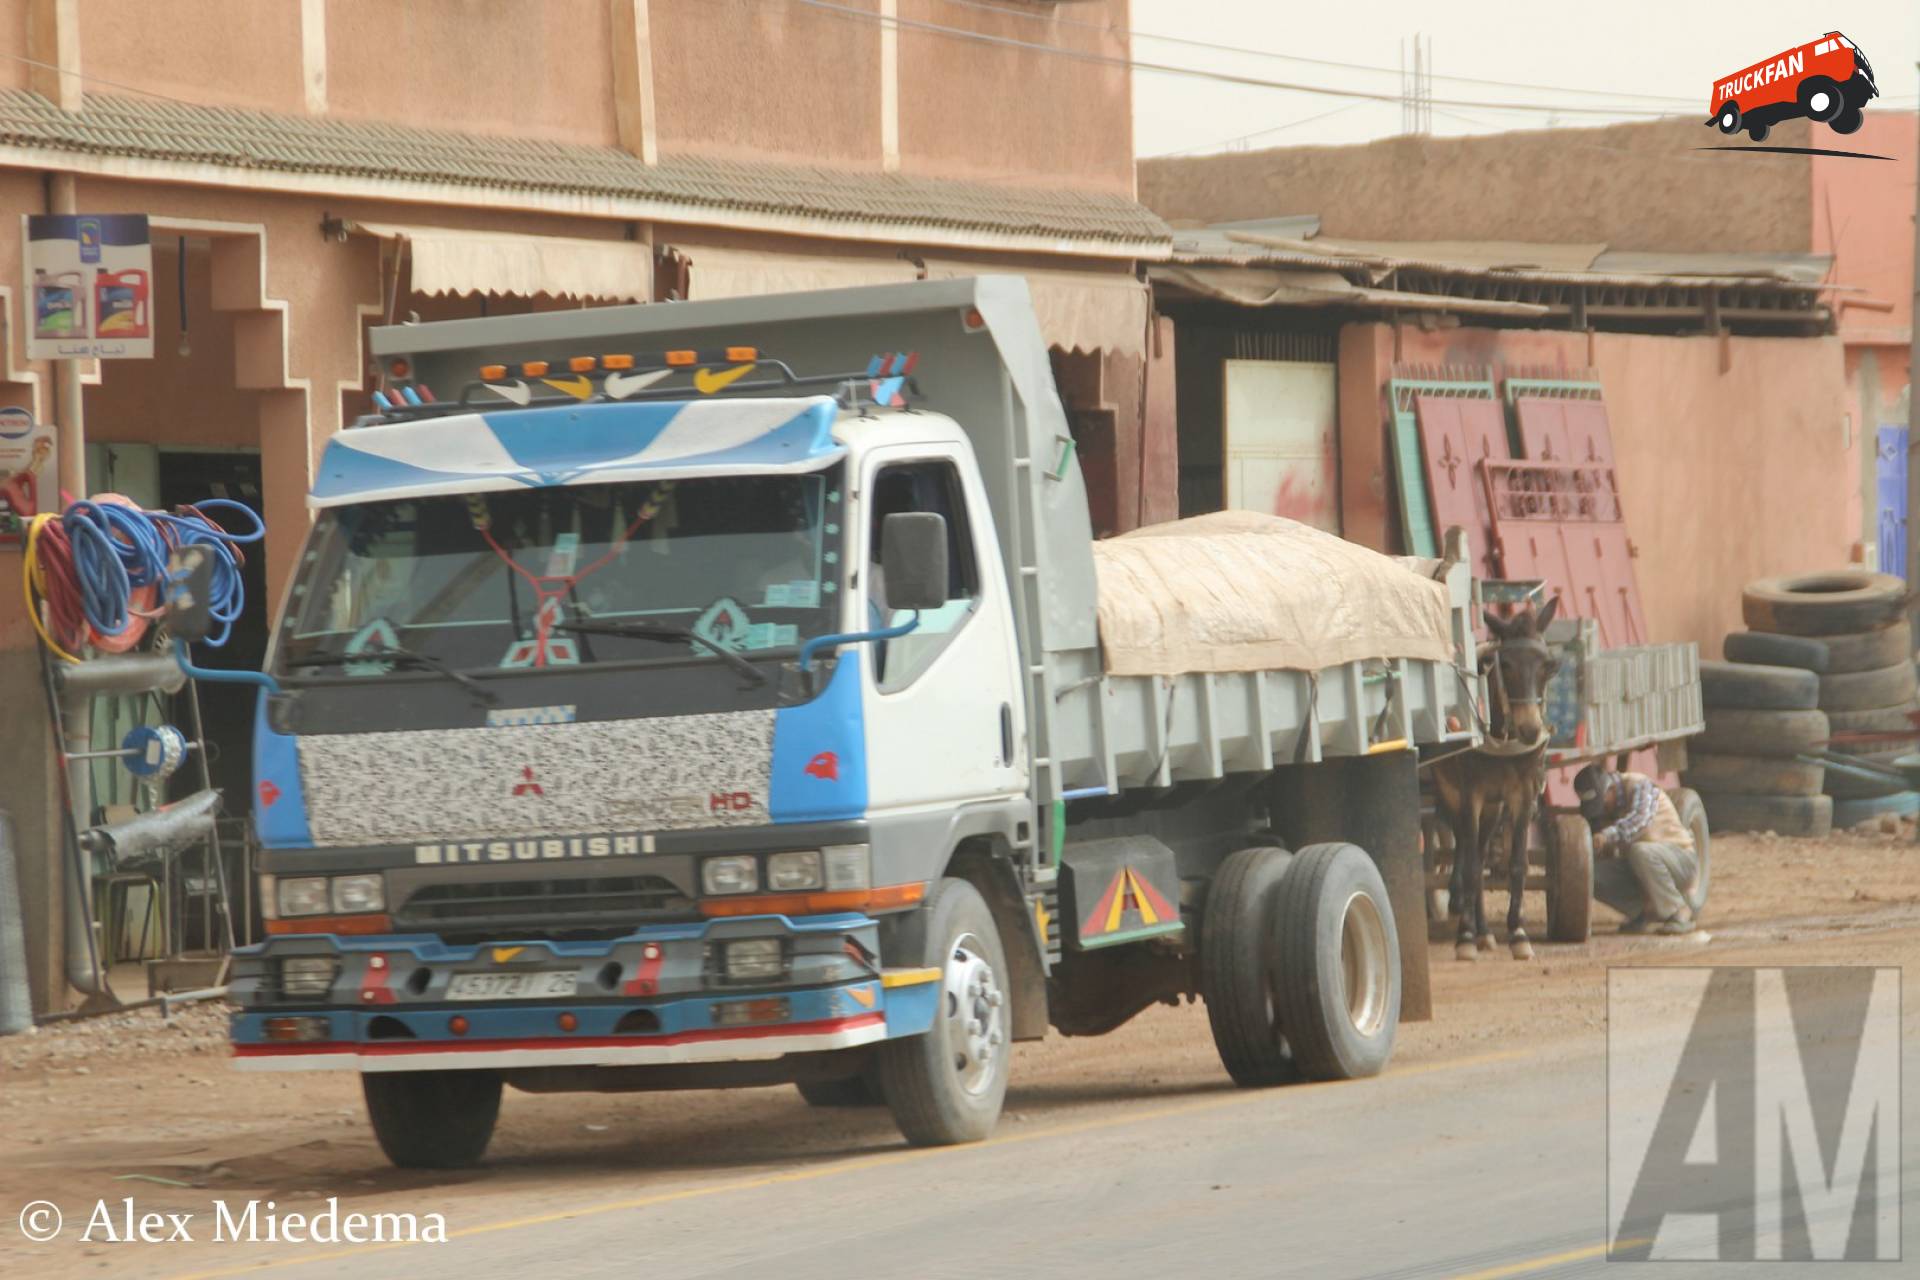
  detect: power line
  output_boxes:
[930,0,1702,107]
[1146,99,1383,158]
[783,0,1679,119]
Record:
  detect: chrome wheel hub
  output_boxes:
[1339,890,1390,1038]
[943,932,1004,1096]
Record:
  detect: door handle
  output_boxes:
[999,703,1013,765]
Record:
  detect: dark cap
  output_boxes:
[1573,763,1612,806]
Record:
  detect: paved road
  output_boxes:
[154,1011,1918,1280]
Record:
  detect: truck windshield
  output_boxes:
[278,468,843,676]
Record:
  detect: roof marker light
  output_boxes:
[602,354,635,370]
[725,346,758,363]
[479,364,508,381]
[665,350,696,367]
[520,360,550,377]
[569,356,597,373]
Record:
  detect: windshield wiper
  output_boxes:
[554,620,770,686]
[284,644,500,705]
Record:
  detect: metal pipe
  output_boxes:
[56,677,109,997]
[0,809,33,1035]
[53,652,188,698]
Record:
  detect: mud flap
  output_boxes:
[1058,836,1184,951]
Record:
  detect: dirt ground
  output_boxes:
[3,826,1917,1275]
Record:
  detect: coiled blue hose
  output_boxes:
[61,497,264,647]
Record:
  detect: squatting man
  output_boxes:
[1575,764,1703,935]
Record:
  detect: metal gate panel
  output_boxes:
[1387,367,1497,562]
[1877,425,1907,579]
[1223,359,1339,533]
[1415,394,1509,577]
[1512,398,1617,469]
[1484,460,1649,651]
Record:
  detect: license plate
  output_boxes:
[446,970,578,1001]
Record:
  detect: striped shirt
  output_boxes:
[1597,773,1694,852]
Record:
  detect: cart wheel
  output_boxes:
[1544,814,1593,943]
[1668,787,1711,916]
[1420,816,1453,924]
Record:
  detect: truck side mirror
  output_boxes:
[165,544,217,643]
[881,512,949,612]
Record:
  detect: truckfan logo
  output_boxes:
[1704,31,1883,155]
[1608,967,1900,1260]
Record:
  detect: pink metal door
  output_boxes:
[1415,394,1509,577]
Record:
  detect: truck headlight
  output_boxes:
[822,844,871,891]
[330,874,385,914]
[278,877,330,917]
[724,938,784,981]
[278,955,340,997]
[766,850,823,891]
[702,856,759,895]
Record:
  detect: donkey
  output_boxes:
[1429,595,1562,961]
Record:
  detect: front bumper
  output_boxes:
[230,912,941,1073]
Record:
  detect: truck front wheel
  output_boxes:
[362,1070,502,1169]
[1271,843,1401,1081]
[875,878,1010,1145]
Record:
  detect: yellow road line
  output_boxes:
[169,1046,1531,1280]
[1445,1238,1649,1280]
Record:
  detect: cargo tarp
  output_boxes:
[1092,511,1453,676]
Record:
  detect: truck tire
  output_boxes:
[1692,708,1829,758]
[1798,75,1845,121]
[1670,788,1712,916]
[1698,660,1819,711]
[1832,791,1920,829]
[362,1071,501,1169]
[1545,815,1593,943]
[1818,664,1918,713]
[1695,791,1832,837]
[1742,571,1907,637]
[875,877,1010,1146]
[1270,843,1399,1082]
[1822,753,1910,800]
[1722,631,1830,674]
[1200,845,1297,1086]
[1825,701,1920,741]
[1681,752,1824,796]
[1820,621,1911,674]
[1830,105,1864,135]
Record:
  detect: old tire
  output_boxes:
[1670,788,1712,915]
[1821,621,1911,674]
[1822,753,1910,799]
[1723,631,1830,674]
[876,878,1010,1146]
[1695,791,1832,837]
[1681,752,1824,796]
[1270,843,1400,1082]
[1544,814,1593,943]
[1832,791,1920,829]
[1742,571,1907,637]
[1818,664,1918,713]
[1201,845,1297,1087]
[362,1070,502,1169]
[1698,660,1819,711]
[1825,701,1920,742]
[1693,707,1830,758]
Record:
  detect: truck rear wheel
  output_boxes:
[1201,845,1296,1086]
[362,1070,501,1169]
[875,877,1010,1146]
[1271,843,1400,1081]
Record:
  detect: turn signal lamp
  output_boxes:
[479,364,508,381]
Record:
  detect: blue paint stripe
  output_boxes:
[252,693,314,848]
[769,655,867,822]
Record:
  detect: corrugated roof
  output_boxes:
[0,91,1169,251]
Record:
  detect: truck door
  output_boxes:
[859,447,1027,814]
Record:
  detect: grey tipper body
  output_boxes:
[231,277,1484,1164]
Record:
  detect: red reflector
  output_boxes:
[263,1016,330,1043]
[558,1012,578,1032]
[962,307,985,331]
[387,358,411,379]
[449,1016,470,1036]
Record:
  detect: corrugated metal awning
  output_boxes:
[671,244,921,301]
[350,221,652,302]
[923,261,1149,355]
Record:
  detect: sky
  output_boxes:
[1127,0,1920,157]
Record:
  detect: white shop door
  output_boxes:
[1222,359,1339,534]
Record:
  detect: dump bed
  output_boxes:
[372,277,1480,811]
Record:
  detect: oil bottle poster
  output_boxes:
[23,213,153,360]
[0,405,56,543]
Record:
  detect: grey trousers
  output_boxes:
[1593,841,1698,922]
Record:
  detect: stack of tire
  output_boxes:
[1686,656,1831,836]
[1700,571,1916,834]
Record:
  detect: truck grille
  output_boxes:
[397,875,695,940]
